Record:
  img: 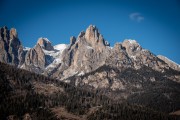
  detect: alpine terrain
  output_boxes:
[0,25,180,119]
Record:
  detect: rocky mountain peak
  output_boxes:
[84,25,109,48]
[23,43,46,73]
[85,25,99,41]
[0,26,22,65]
[37,37,54,51]
[10,28,18,39]
[51,25,112,79]
[122,39,142,55]
[0,26,9,43]
[114,43,124,51]
[70,36,76,45]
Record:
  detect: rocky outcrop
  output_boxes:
[10,28,18,39]
[157,55,180,71]
[22,44,46,73]
[0,26,22,66]
[0,26,10,63]
[18,46,26,66]
[37,37,54,51]
[105,39,169,72]
[70,36,76,45]
[121,39,169,71]
[105,43,132,69]
[8,28,21,65]
[52,25,111,79]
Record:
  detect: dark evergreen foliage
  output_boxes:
[0,62,179,119]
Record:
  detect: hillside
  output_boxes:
[0,62,178,120]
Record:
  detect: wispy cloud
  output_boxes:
[129,12,144,23]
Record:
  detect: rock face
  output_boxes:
[51,25,111,79]
[37,37,54,51]
[106,42,132,68]
[22,44,46,73]
[70,36,76,45]
[157,55,180,71]
[105,39,169,73]
[0,26,22,66]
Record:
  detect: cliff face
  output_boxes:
[22,43,46,73]
[52,25,111,79]
[157,55,180,71]
[0,26,22,66]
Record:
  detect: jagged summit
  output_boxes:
[125,39,138,44]
[85,25,110,46]
[85,25,100,42]
[10,28,18,39]
[122,39,142,55]
[0,25,180,79]
[76,25,110,49]
[0,26,22,66]
[37,37,54,51]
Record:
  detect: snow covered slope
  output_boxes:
[43,44,68,72]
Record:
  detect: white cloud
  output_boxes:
[129,12,144,23]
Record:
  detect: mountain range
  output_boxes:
[0,25,180,119]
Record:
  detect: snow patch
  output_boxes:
[23,47,31,51]
[125,39,139,45]
[127,39,137,44]
[54,44,68,51]
[39,37,50,43]
[107,46,113,49]
[43,44,68,69]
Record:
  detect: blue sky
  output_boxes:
[0,0,180,64]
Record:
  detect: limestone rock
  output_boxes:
[157,55,180,71]
[8,35,21,65]
[0,26,22,66]
[23,44,46,73]
[0,37,9,63]
[106,43,132,68]
[121,39,169,71]
[84,25,109,49]
[37,37,54,51]
[51,25,111,79]
[18,46,25,66]
[10,28,18,39]
[122,39,142,56]
[70,36,76,45]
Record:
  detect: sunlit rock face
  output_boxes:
[157,55,180,71]
[37,37,54,51]
[0,26,22,66]
[0,25,179,80]
[52,25,111,79]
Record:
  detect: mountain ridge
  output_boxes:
[0,25,180,119]
[1,25,180,76]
